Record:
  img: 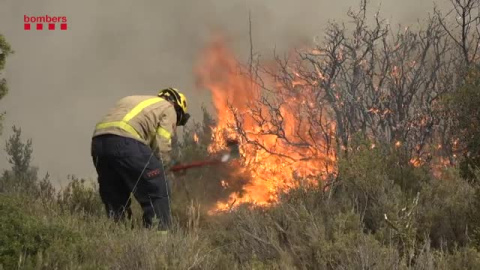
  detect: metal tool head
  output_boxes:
[226,139,240,159]
[170,138,241,172]
[218,139,241,163]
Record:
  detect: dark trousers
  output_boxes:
[91,134,171,230]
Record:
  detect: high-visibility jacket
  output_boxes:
[92,95,177,165]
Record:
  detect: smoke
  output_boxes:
[0,0,446,185]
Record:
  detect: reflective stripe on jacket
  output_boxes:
[92,95,177,164]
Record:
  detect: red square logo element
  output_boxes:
[60,23,67,30]
[36,23,43,30]
[24,23,30,30]
[48,24,55,30]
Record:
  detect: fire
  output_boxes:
[409,157,422,167]
[193,133,199,143]
[432,157,451,179]
[195,36,337,214]
[410,146,455,177]
[221,180,229,188]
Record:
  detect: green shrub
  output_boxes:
[443,66,480,183]
[0,195,80,269]
[57,175,104,217]
[415,169,477,249]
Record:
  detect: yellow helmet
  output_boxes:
[158,87,190,126]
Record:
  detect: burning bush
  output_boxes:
[195,35,337,212]
[190,0,480,213]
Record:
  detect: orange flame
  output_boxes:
[193,133,199,143]
[195,36,337,214]
[409,157,422,167]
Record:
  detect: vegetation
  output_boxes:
[0,33,13,135]
[444,66,480,182]
[2,0,480,269]
[1,111,480,269]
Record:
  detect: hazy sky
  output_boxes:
[0,0,446,186]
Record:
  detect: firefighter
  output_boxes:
[90,88,190,231]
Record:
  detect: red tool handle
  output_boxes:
[169,159,222,172]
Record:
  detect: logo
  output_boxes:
[24,15,68,31]
[145,168,162,178]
